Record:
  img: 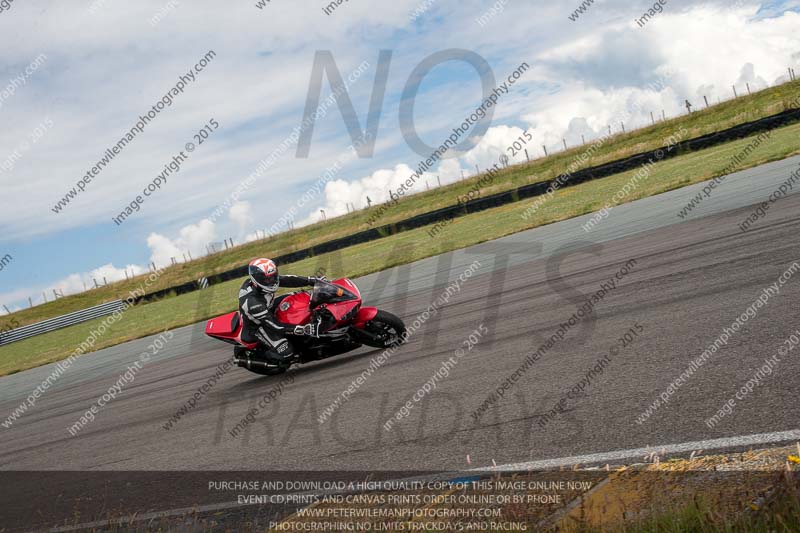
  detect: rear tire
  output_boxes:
[360,310,406,349]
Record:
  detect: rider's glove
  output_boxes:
[293,323,319,337]
[311,276,328,283]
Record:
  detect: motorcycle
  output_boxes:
[205,277,406,375]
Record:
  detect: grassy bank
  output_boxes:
[4,80,800,332]
[2,121,799,376]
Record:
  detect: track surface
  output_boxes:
[1,155,800,472]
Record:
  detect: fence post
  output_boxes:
[103,276,108,285]
[661,110,666,121]
[732,85,738,98]
[542,145,548,157]
[620,122,625,133]
[524,148,530,162]
[746,83,751,95]
[704,95,709,108]
[437,175,441,187]
[28,297,33,308]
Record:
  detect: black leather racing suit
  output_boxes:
[238,275,316,360]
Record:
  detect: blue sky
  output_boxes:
[0,0,798,310]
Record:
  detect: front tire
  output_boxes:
[360,310,406,349]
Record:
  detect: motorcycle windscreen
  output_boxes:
[310,280,358,307]
[274,291,313,325]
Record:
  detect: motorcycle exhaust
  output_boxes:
[233,356,282,371]
[348,327,382,346]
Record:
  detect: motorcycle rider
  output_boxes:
[239,258,325,362]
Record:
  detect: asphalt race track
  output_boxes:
[2,155,800,475]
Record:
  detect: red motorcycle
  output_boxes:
[205,278,406,375]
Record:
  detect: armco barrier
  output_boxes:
[0,300,125,346]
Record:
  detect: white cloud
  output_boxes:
[228,200,255,238]
[146,218,216,267]
[0,262,148,310]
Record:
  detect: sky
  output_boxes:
[0,0,798,311]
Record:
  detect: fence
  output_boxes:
[0,300,125,346]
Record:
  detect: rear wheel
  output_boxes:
[360,310,406,349]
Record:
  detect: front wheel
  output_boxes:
[359,310,407,349]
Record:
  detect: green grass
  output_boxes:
[2,121,799,376]
[4,80,800,332]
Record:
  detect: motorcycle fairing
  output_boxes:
[205,311,259,350]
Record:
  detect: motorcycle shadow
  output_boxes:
[225,346,388,392]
